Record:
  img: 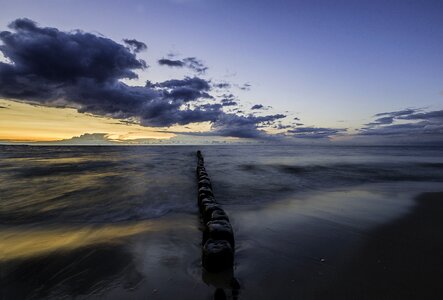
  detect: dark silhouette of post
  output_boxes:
[196,151,240,299]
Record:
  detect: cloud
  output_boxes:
[55,133,116,144]
[210,113,286,138]
[0,18,347,142]
[238,83,251,91]
[365,116,394,126]
[358,108,443,143]
[150,76,213,103]
[275,124,292,129]
[183,57,208,74]
[360,122,437,136]
[0,18,147,85]
[288,127,347,139]
[218,93,237,107]
[365,108,424,127]
[167,113,287,139]
[152,76,210,91]
[398,110,443,122]
[123,39,147,53]
[251,104,264,110]
[0,18,221,128]
[158,56,208,74]
[212,82,231,89]
[219,93,235,100]
[158,58,184,67]
[373,108,419,118]
[221,100,238,107]
[0,18,145,99]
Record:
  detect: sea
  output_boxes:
[1,145,443,225]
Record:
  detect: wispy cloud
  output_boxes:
[251,104,264,110]
[287,127,347,139]
[358,108,443,144]
[237,83,251,91]
[158,56,208,74]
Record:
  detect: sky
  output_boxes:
[0,0,442,144]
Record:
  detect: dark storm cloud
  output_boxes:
[158,56,208,74]
[0,19,294,138]
[251,104,264,110]
[288,127,347,139]
[0,18,147,86]
[0,19,221,127]
[123,39,147,53]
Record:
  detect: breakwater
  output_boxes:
[196,150,236,272]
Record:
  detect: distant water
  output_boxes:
[1,145,443,225]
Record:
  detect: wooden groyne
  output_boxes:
[196,150,235,272]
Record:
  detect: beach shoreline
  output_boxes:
[3,184,442,299]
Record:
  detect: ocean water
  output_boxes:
[1,145,443,225]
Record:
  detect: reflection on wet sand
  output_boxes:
[202,268,240,300]
[0,221,163,299]
[1,216,201,299]
[0,221,170,261]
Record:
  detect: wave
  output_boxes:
[239,162,443,182]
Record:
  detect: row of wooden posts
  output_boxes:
[196,150,235,272]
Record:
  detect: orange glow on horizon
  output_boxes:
[0,99,211,143]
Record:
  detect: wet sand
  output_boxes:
[231,188,443,299]
[321,191,443,299]
[1,187,442,299]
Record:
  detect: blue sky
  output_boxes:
[0,0,442,144]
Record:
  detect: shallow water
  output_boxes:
[1,145,443,299]
[1,145,443,224]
